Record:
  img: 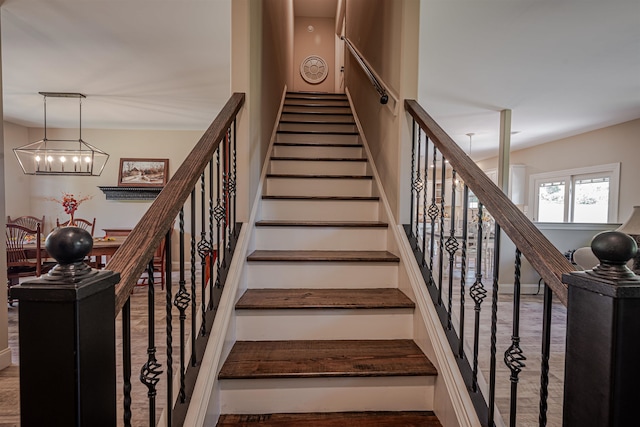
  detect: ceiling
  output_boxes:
[1,0,639,158]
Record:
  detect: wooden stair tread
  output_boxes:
[279,120,356,125]
[266,174,372,180]
[217,411,442,426]
[255,220,387,227]
[236,288,414,310]
[280,110,353,116]
[277,130,358,135]
[218,340,437,379]
[262,196,378,202]
[273,142,361,147]
[270,157,367,162]
[247,250,399,262]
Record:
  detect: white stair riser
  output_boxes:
[260,199,379,221]
[285,100,350,108]
[254,227,386,250]
[269,160,367,176]
[236,309,413,340]
[276,133,359,145]
[265,178,372,197]
[278,123,358,133]
[219,377,435,413]
[272,145,363,158]
[281,113,354,123]
[282,106,352,115]
[246,262,397,288]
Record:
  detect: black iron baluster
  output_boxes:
[214,141,224,290]
[164,231,174,426]
[539,283,552,427]
[458,184,469,358]
[488,223,501,426]
[427,143,439,275]
[209,158,215,309]
[410,120,416,235]
[190,189,197,366]
[231,120,238,237]
[221,131,228,271]
[173,208,190,403]
[445,170,459,329]
[413,126,424,241]
[197,172,211,335]
[122,299,132,427]
[140,260,162,426]
[505,248,526,427]
[469,203,487,392]
[437,156,446,305]
[421,132,429,266]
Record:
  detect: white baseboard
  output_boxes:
[0,347,12,370]
[498,282,544,295]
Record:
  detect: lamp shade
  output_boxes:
[617,206,640,236]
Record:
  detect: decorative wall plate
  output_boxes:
[300,55,328,84]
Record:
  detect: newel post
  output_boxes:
[11,227,120,427]
[562,231,640,427]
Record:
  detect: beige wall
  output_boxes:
[262,0,292,160]
[477,118,640,223]
[293,17,335,93]
[345,0,419,222]
[0,19,8,369]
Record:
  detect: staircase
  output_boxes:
[216,92,442,426]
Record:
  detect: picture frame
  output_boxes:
[117,158,169,188]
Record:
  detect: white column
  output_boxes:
[0,3,12,370]
[497,109,512,194]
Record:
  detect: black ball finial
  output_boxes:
[45,226,94,264]
[591,231,637,265]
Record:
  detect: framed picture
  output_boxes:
[117,158,169,187]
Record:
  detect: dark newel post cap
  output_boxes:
[587,230,639,281]
[43,226,99,283]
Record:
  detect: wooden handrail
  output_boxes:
[109,93,245,314]
[405,99,574,305]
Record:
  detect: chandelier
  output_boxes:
[13,92,109,176]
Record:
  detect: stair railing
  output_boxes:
[13,93,245,427]
[404,99,602,427]
[111,92,244,426]
[342,37,389,105]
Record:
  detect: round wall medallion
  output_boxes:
[300,55,328,84]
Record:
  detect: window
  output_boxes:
[530,163,619,223]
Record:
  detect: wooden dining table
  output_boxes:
[23,237,126,267]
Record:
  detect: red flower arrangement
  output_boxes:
[49,192,92,226]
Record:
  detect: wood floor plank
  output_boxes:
[247,250,399,263]
[236,288,414,310]
[218,340,437,379]
[273,142,361,147]
[217,411,442,426]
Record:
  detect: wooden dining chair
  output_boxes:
[7,215,45,231]
[57,217,96,236]
[6,223,45,305]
